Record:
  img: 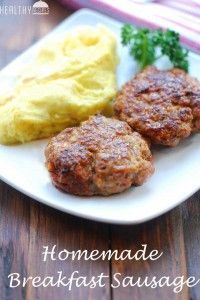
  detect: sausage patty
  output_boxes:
[45,115,154,196]
[114,66,200,146]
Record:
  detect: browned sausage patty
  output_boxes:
[114,66,200,146]
[45,115,154,196]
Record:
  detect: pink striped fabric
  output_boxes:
[59,0,200,52]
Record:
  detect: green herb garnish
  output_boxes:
[121,24,189,72]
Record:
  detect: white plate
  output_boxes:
[0,9,199,224]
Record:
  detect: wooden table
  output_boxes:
[0,1,199,299]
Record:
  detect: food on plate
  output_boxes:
[121,24,189,71]
[114,66,200,146]
[0,25,118,144]
[45,115,154,196]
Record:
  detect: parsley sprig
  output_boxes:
[121,24,189,72]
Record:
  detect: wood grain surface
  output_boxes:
[0,1,199,299]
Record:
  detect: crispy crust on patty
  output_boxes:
[45,115,154,196]
[114,66,200,146]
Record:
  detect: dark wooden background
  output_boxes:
[0,1,199,299]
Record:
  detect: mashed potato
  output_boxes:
[0,25,118,144]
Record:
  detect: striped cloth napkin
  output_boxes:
[59,0,200,53]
